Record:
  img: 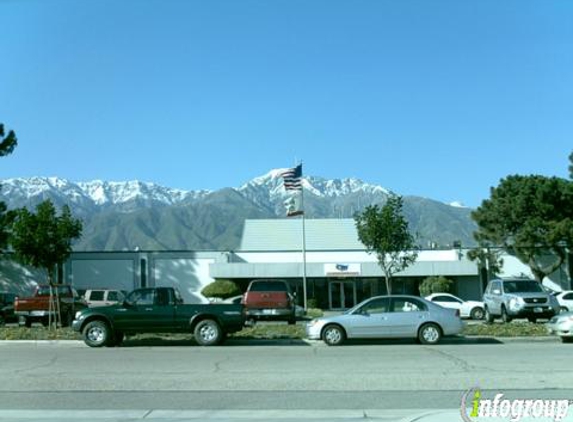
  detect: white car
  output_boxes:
[546,312,573,343]
[554,291,573,313]
[425,293,485,320]
[83,289,126,307]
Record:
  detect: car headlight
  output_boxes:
[508,297,525,312]
[307,319,322,328]
[74,311,85,320]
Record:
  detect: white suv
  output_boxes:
[84,289,126,307]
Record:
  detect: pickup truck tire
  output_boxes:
[194,319,223,346]
[83,320,111,348]
[24,318,32,328]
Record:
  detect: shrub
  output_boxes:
[419,276,454,297]
[201,279,241,300]
[307,298,319,309]
[305,308,324,319]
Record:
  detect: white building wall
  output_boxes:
[234,249,460,264]
[152,258,212,304]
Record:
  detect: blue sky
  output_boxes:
[0,0,571,208]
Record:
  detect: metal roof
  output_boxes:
[239,219,365,251]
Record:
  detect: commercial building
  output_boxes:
[1,219,570,309]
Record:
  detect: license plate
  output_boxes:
[262,309,276,315]
[534,307,543,313]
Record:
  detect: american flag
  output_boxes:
[281,164,303,191]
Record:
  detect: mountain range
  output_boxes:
[0,170,477,251]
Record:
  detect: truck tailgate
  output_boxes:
[244,292,290,309]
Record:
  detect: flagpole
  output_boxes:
[282,162,308,310]
[300,176,308,310]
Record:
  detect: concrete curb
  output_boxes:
[0,336,560,346]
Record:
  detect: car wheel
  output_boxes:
[561,337,573,344]
[527,317,537,323]
[484,308,494,324]
[194,319,222,346]
[24,318,32,328]
[418,323,442,345]
[322,324,345,346]
[287,317,296,325]
[470,307,484,320]
[0,316,5,327]
[501,306,512,323]
[83,320,111,347]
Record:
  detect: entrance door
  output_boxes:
[329,281,356,310]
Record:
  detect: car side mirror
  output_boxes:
[123,299,133,308]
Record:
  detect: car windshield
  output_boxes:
[504,280,544,293]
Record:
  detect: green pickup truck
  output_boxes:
[72,287,245,347]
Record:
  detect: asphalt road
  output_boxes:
[0,337,572,421]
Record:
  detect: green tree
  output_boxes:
[472,175,573,282]
[418,276,454,297]
[10,200,83,327]
[467,244,504,286]
[0,123,18,250]
[201,279,241,300]
[569,151,573,179]
[0,124,18,157]
[354,195,418,295]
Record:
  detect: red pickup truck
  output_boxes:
[242,279,297,324]
[14,285,87,327]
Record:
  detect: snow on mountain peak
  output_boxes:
[239,169,392,198]
[1,170,393,209]
[0,176,209,207]
[76,179,206,205]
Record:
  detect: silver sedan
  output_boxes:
[546,312,573,343]
[306,295,463,346]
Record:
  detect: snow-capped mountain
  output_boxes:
[236,169,393,215]
[0,177,210,215]
[1,170,390,208]
[0,171,477,251]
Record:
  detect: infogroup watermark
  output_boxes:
[461,388,571,422]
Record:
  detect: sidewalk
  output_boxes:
[0,409,570,421]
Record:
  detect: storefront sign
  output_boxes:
[324,263,361,277]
